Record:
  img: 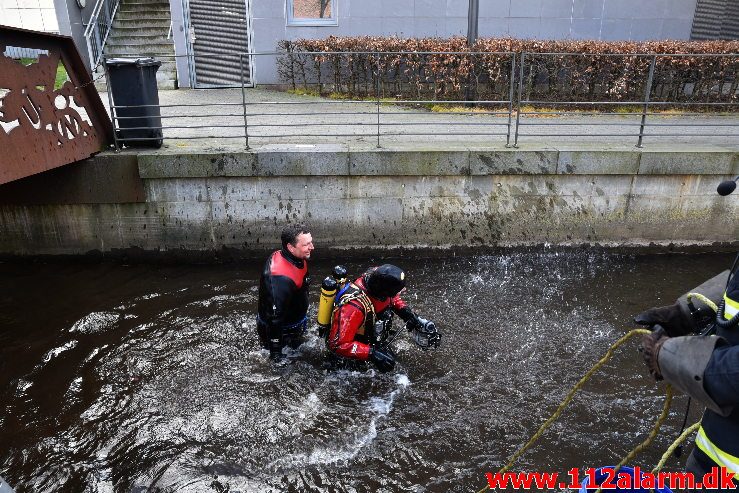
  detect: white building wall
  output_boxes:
[0,0,59,32]
[249,0,698,84]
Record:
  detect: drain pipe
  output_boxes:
[465,0,479,106]
[467,0,479,46]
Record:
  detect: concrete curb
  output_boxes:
[135,145,739,179]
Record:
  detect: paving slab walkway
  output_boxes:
[99,87,739,153]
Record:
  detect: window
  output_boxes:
[287,0,338,26]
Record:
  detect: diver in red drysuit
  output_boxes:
[326,264,439,372]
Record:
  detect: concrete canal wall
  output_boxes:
[0,144,737,256]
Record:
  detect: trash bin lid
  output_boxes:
[105,57,162,67]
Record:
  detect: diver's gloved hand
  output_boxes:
[369,345,396,373]
[638,325,669,381]
[405,314,433,332]
[634,302,694,337]
[411,318,442,350]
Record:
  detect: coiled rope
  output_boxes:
[475,287,719,493]
[476,329,654,493]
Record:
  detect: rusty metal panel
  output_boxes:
[0,26,114,185]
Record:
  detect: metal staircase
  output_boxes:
[89,0,177,90]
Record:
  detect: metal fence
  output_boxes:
[85,0,121,70]
[103,51,739,150]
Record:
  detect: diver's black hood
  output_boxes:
[363,264,406,300]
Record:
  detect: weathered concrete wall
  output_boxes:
[0,144,736,256]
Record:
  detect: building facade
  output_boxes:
[46,0,739,87]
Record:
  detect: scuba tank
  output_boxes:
[317,277,337,337]
[316,265,348,337]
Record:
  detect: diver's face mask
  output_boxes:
[410,318,441,350]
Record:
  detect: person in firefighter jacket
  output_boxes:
[326,264,440,372]
[637,260,739,488]
[257,225,314,361]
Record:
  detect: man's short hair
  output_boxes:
[281,224,310,250]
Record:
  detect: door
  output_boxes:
[185,0,254,88]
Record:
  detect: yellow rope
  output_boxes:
[687,292,718,313]
[476,293,715,493]
[476,328,651,493]
[652,422,701,474]
[593,385,673,493]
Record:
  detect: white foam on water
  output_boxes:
[82,346,108,366]
[41,340,79,363]
[268,373,410,471]
[188,293,253,308]
[15,379,32,395]
[69,312,121,334]
[296,392,322,421]
[66,377,83,396]
[395,373,410,387]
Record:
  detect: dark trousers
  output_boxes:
[683,450,738,492]
[256,317,307,350]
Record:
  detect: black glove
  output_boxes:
[369,345,396,373]
[634,302,695,337]
[638,325,669,381]
[408,316,441,350]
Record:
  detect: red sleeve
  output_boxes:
[328,303,371,360]
[390,294,407,311]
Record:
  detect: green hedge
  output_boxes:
[277,37,739,106]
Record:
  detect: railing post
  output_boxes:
[637,55,657,148]
[376,52,381,148]
[513,52,525,148]
[505,51,516,147]
[102,56,120,151]
[93,27,102,67]
[240,53,250,149]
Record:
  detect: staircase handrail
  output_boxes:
[83,0,121,70]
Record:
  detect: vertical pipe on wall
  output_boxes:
[467,0,479,46]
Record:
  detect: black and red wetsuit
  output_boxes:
[327,276,412,360]
[257,248,309,350]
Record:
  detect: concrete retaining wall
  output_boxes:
[0,144,737,256]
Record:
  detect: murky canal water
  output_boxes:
[0,250,733,492]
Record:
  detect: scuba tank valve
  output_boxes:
[332,265,348,285]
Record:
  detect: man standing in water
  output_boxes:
[257,224,314,361]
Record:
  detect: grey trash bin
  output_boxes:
[106,57,163,148]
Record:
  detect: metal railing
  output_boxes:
[513,52,739,147]
[84,0,121,70]
[104,51,739,150]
